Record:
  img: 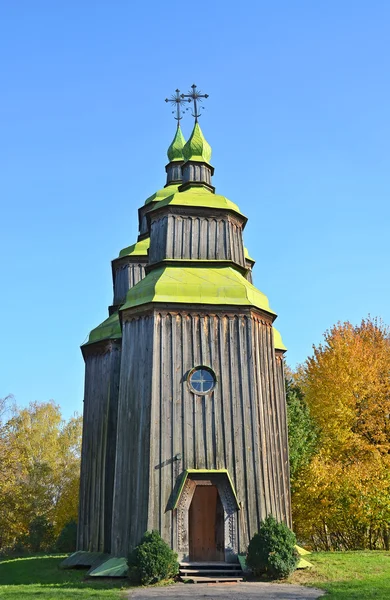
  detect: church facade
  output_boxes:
[77,88,291,567]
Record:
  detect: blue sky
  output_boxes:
[1,1,389,419]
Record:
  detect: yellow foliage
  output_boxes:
[293,318,390,550]
[0,400,82,550]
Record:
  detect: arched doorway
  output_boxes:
[189,484,224,561]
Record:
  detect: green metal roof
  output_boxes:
[167,125,186,162]
[83,312,121,346]
[144,183,180,205]
[121,265,275,315]
[273,326,287,351]
[150,185,245,217]
[183,122,212,164]
[244,247,255,263]
[118,236,150,258]
[172,469,240,510]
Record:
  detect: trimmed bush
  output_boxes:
[128,530,179,584]
[56,520,77,552]
[246,515,298,579]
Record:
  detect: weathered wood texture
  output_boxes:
[245,262,253,283]
[77,341,121,553]
[275,352,292,526]
[166,163,182,185]
[182,163,212,187]
[149,214,245,267]
[112,261,146,305]
[112,308,291,557]
[110,315,154,557]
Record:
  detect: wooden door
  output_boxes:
[189,485,224,561]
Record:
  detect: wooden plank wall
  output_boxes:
[113,262,145,305]
[110,315,154,558]
[149,214,245,267]
[139,309,292,555]
[77,341,121,553]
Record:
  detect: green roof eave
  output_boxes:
[172,469,240,510]
[244,247,255,263]
[144,183,180,205]
[118,236,150,258]
[150,186,245,219]
[82,312,122,347]
[273,326,287,351]
[120,265,275,316]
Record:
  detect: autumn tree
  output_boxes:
[292,318,390,550]
[0,400,82,552]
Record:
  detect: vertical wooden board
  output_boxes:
[174,216,182,260]
[246,319,263,531]
[229,316,248,549]
[271,353,288,523]
[199,219,208,261]
[210,315,223,467]
[161,313,173,542]
[265,326,283,521]
[252,319,271,519]
[261,324,279,519]
[188,218,194,259]
[238,316,258,541]
[148,313,162,531]
[182,313,195,469]
[192,217,200,259]
[208,218,217,259]
[200,315,214,469]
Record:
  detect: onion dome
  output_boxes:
[180,123,214,192]
[183,122,212,164]
[167,125,186,162]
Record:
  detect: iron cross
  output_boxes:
[165,89,188,124]
[181,84,209,122]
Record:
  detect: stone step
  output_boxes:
[180,575,243,583]
[180,561,240,569]
[180,568,242,575]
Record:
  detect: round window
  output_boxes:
[188,366,216,395]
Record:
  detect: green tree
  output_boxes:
[285,376,319,489]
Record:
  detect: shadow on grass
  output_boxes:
[0,554,127,590]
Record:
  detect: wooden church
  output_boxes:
[73,86,291,575]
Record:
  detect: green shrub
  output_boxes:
[56,520,77,552]
[128,530,179,584]
[246,515,298,579]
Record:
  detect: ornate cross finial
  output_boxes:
[165,89,187,126]
[181,84,209,122]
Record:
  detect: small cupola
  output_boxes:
[165,125,186,186]
[180,122,215,192]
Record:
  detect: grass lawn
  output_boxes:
[0,551,389,599]
[289,550,390,599]
[0,554,130,599]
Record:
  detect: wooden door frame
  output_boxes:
[175,472,239,562]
